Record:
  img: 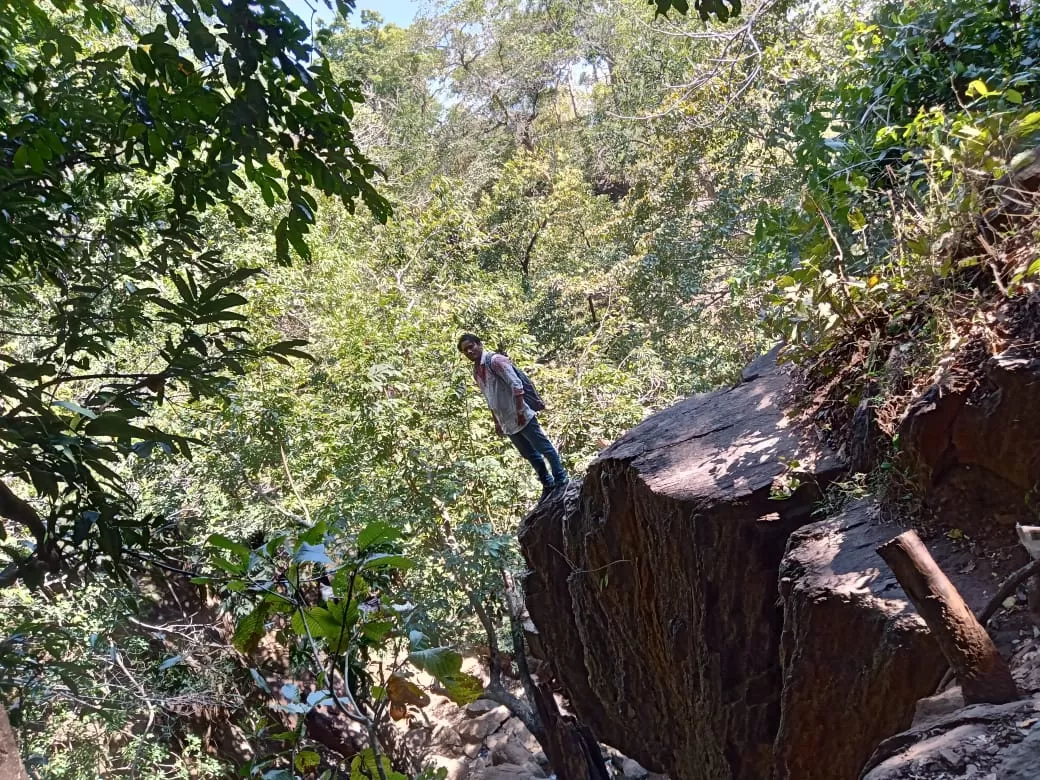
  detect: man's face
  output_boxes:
[459,339,482,363]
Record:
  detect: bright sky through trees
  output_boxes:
[283,0,418,29]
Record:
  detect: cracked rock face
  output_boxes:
[520,349,844,780]
[774,500,946,780]
[861,698,1040,780]
[901,346,1040,538]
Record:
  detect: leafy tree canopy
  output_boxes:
[0,0,387,587]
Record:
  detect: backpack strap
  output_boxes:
[485,352,513,383]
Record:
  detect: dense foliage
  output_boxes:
[3,0,1039,776]
[0,0,384,589]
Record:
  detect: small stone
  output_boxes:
[431,723,462,751]
[500,717,542,753]
[458,706,512,744]
[619,757,649,779]
[472,762,544,780]
[466,699,502,717]
[490,736,536,767]
[938,747,963,768]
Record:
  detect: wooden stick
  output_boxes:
[877,530,1019,705]
[934,557,1040,693]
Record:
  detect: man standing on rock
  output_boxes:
[458,333,568,498]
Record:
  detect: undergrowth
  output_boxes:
[762,0,1040,518]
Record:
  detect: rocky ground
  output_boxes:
[387,686,668,780]
[859,635,1040,779]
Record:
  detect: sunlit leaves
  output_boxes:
[0,0,387,584]
[407,632,483,705]
[232,602,270,654]
[648,0,741,23]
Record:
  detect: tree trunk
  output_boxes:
[877,530,1019,705]
[0,706,28,780]
[473,587,609,780]
[529,675,610,780]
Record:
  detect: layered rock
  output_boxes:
[901,345,1040,538]
[520,350,845,779]
[774,500,946,780]
[859,637,1040,779]
[861,698,1040,779]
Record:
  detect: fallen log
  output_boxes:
[877,530,1018,705]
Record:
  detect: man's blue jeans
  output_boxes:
[508,417,568,487]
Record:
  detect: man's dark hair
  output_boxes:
[457,333,482,350]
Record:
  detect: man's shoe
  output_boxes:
[540,483,556,499]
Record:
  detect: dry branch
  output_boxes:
[877,530,1019,705]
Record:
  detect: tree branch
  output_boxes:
[0,480,46,545]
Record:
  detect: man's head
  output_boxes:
[457,333,483,363]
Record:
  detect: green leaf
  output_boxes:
[147,129,164,158]
[280,682,299,701]
[5,362,55,381]
[291,604,353,651]
[966,79,993,99]
[266,339,315,362]
[53,400,97,419]
[1014,111,1040,136]
[361,620,395,643]
[1005,88,1023,105]
[295,751,321,772]
[98,524,122,561]
[232,603,269,654]
[441,671,484,705]
[207,533,251,563]
[158,654,183,671]
[408,645,463,681]
[357,521,401,553]
[249,668,272,694]
[199,293,248,315]
[361,553,413,571]
[85,414,153,440]
[294,542,332,565]
[350,749,406,780]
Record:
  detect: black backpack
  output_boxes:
[493,353,545,412]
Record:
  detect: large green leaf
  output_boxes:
[232,603,269,654]
[407,645,463,681]
[357,521,402,553]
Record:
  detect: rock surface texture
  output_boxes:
[858,639,1040,780]
[520,350,848,780]
[774,500,946,780]
[862,698,1040,780]
[901,344,1040,538]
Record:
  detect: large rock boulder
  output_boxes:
[520,349,844,780]
[774,500,946,780]
[861,698,1040,780]
[901,343,1040,541]
[858,636,1040,779]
